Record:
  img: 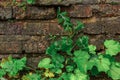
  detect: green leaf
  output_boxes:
[46,37,73,55]
[107,62,120,80]
[57,8,73,31]
[88,45,96,54]
[74,21,84,32]
[27,0,35,4]
[59,70,88,80]
[50,54,64,74]
[66,65,74,72]
[90,66,99,76]
[22,73,41,80]
[73,69,89,80]
[73,50,90,73]
[87,58,96,70]
[76,36,89,51]
[0,56,26,76]
[104,40,120,56]
[95,54,111,72]
[38,58,54,69]
[0,69,6,78]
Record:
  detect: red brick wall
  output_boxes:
[0,0,120,67]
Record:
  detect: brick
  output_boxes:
[72,17,120,35]
[37,36,49,53]
[71,18,103,34]
[0,54,24,60]
[49,22,64,35]
[0,7,12,19]
[27,56,43,69]
[36,0,82,6]
[22,21,50,35]
[4,22,24,35]
[22,41,38,53]
[89,35,105,50]
[106,0,120,4]
[103,18,120,34]
[0,21,25,35]
[0,35,41,42]
[81,0,100,4]
[83,21,103,34]
[0,21,64,35]
[91,4,120,17]
[22,36,49,53]
[22,21,63,35]
[13,6,56,19]
[0,42,22,53]
[62,5,92,18]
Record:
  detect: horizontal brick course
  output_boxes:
[62,5,92,18]
[0,7,12,19]
[0,42,22,53]
[91,4,120,17]
[13,6,56,19]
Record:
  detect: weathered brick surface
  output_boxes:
[106,0,120,3]
[89,35,105,50]
[0,21,64,35]
[0,22,25,35]
[36,0,82,6]
[72,17,120,34]
[103,18,120,34]
[0,42,22,53]
[22,36,49,53]
[62,5,92,18]
[91,4,120,17]
[0,7,12,19]
[83,21,103,34]
[13,6,56,19]
[36,0,120,5]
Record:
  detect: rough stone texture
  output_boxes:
[22,36,49,53]
[91,4,120,17]
[0,22,24,35]
[103,18,120,34]
[0,21,63,35]
[106,0,120,3]
[0,7,12,19]
[13,6,56,19]
[89,35,105,50]
[36,0,82,6]
[83,21,103,34]
[62,5,92,18]
[0,42,22,53]
[81,0,100,4]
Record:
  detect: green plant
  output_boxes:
[0,56,26,78]
[27,0,36,4]
[0,8,120,80]
[37,8,120,80]
[12,0,36,10]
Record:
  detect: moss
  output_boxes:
[110,2,120,5]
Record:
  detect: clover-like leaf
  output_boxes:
[104,40,120,56]
[22,73,41,80]
[76,36,89,51]
[107,62,120,80]
[27,0,35,4]
[0,69,6,78]
[38,58,54,69]
[74,21,84,32]
[88,45,96,54]
[73,50,90,73]
[95,54,111,72]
